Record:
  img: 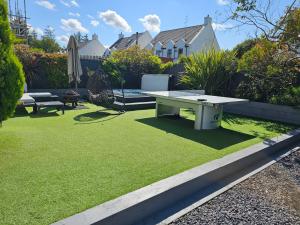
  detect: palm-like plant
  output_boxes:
[180,49,236,95]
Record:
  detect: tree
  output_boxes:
[29,26,61,53]
[0,0,25,124]
[43,26,55,40]
[233,38,258,58]
[236,39,298,103]
[103,46,162,88]
[227,0,299,54]
[180,49,237,95]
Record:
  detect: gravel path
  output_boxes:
[170,149,300,225]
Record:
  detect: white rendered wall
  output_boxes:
[189,24,220,53]
[79,39,106,58]
[138,31,153,49]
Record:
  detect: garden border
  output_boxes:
[52,129,300,225]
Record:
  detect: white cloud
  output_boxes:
[70,0,79,7]
[217,0,229,5]
[35,0,55,10]
[60,0,70,7]
[57,35,69,44]
[87,14,95,19]
[60,0,79,7]
[99,10,132,32]
[212,22,233,31]
[61,18,88,33]
[47,26,55,32]
[139,14,161,33]
[90,20,99,27]
[68,12,80,17]
[35,28,44,36]
[28,25,44,37]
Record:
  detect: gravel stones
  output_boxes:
[170,150,300,225]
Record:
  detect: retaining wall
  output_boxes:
[224,101,300,125]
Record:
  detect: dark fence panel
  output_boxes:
[79,59,102,88]
[165,63,187,90]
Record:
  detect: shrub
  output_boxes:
[14,44,68,89]
[233,38,258,58]
[236,39,298,103]
[0,0,25,123]
[270,87,300,107]
[180,49,237,95]
[103,46,162,88]
[161,61,175,74]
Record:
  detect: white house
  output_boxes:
[108,31,152,54]
[146,15,220,60]
[78,34,106,59]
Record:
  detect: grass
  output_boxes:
[0,104,295,225]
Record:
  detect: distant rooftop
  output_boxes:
[110,32,147,50]
[151,25,203,47]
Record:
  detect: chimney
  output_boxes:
[118,32,124,39]
[92,33,98,40]
[136,32,139,45]
[204,15,212,25]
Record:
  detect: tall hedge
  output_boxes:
[14,44,68,89]
[0,0,25,123]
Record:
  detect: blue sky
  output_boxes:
[17,0,293,49]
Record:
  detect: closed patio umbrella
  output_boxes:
[67,35,82,91]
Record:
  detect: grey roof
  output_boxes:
[110,32,146,50]
[151,25,203,47]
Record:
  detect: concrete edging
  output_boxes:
[52,129,300,225]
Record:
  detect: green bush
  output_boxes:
[0,0,25,123]
[270,87,300,107]
[233,38,258,59]
[160,61,175,74]
[236,39,298,103]
[14,44,68,89]
[103,46,162,88]
[180,49,237,95]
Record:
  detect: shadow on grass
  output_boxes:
[136,117,256,150]
[74,109,121,124]
[13,107,61,118]
[13,107,29,117]
[222,114,294,134]
[30,107,61,118]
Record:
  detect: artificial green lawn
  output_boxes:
[0,104,295,225]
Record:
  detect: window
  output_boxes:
[167,49,172,58]
[178,48,184,56]
[156,50,161,56]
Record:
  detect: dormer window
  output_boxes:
[178,48,184,56]
[167,49,172,58]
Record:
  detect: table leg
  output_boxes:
[33,105,37,114]
[194,105,204,130]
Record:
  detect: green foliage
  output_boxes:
[160,61,174,73]
[270,87,300,107]
[233,38,258,58]
[28,26,61,53]
[29,37,61,53]
[279,8,300,51]
[103,46,162,87]
[180,49,237,95]
[236,39,298,103]
[14,44,68,89]
[0,0,25,123]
